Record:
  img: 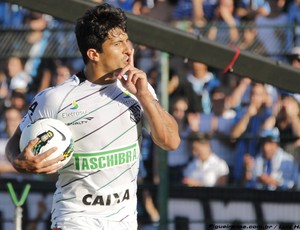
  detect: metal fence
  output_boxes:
[0,22,298,60]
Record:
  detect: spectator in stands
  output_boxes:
[106,0,135,12]
[185,61,220,114]
[135,45,159,77]
[40,59,59,91]
[134,0,176,23]
[168,66,201,113]
[0,106,59,181]
[182,131,229,187]
[274,47,300,164]
[6,56,32,94]
[171,0,217,31]
[168,96,193,184]
[145,66,159,92]
[9,90,28,116]
[26,58,57,103]
[0,2,28,28]
[230,82,273,184]
[54,63,72,85]
[287,46,300,68]
[0,107,22,139]
[236,0,270,21]
[244,127,299,190]
[196,87,237,183]
[0,107,21,174]
[270,94,300,165]
[137,138,160,229]
[227,77,252,110]
[0,1,30,57]
[207,0,240,43]
[170,0,195,31]
[23,11,52,78]
[286,0,300,49]
[255,0,289,60]
[192,0,218,28]
[27,60,72,102]
[236,21,267,55]
[0,67,9,114]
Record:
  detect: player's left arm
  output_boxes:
[116,49,180,151]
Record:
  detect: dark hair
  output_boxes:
[75,3,127,64]
[188,131,210,143]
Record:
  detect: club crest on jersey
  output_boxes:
[129,104,141,124]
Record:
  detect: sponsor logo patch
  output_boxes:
[73,143,138,171]
[82,189,130,206]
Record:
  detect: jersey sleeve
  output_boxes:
[19,87,62,131]
[147,83,158,101]
[19,75,79,131]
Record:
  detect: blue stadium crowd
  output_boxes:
[1,0,300,192]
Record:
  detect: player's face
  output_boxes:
[99,28,132,73]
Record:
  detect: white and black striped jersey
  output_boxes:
[19,71,157,223]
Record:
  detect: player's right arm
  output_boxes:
[5,127,63,174]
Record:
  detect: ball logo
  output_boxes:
[63,139,74,160]
[33,131,54,155]
[19,118,74,167]
[50,125,66,141]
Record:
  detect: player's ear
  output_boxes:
[86,48,100,62]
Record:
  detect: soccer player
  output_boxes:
[5,3,180,229]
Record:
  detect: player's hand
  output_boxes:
[13,138,64,174]
[115,49,148,96]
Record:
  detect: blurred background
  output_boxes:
[1,0,300,229]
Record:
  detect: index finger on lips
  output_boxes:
[129,48,135,66]
[116,49,134,79]
[116,65,130,80]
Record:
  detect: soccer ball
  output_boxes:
[19,118,74,167]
